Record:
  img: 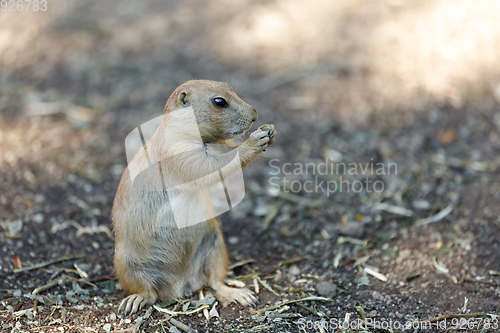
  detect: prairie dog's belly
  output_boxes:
[116,189,212,292]
[158,188,216,229]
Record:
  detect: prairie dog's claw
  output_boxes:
[258,124,276,145]
[215,286,258,307]
[249,124,276,152]
[118,294,152,315]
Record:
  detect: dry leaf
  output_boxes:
[13,255,22,270]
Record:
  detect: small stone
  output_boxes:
[322,148,343,162]
[372,291,384,301]
[5,220,23,236]
[339,221,364,238]
[227,236,239,245]
[412,200,431,210]
[34,194,45,203]
[83,183,93,193]
[32,213,44,224]
[315,281,336,298]
[369,310,377,317]
[288,265,301,277]
[103,323,111,333]
[253,198,268,216]
[168,325,182,332]
[110,313,116,321]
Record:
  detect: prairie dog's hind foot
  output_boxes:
[118,294,155,314]
[215,285,258,307]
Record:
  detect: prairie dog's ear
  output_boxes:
[178,90,190,106]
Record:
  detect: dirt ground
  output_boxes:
[1,1,500,332]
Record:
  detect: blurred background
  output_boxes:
[1,0,500,330]
[2,0,500,123]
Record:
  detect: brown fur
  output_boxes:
[112,80,276,314]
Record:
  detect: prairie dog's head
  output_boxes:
[163,80,258,143]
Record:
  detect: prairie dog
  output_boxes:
[112,80,276,314]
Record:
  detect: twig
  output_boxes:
[13,308,30,318]
[256,276,279,296]
[254,312,302,320]
[337,236,368,246]
[33,275,69,295]
[261,200,284,231]
[224,325,271,333]
[72,277,98,288]
[33,299,38,316]
[256,296,333,313]
[86,274,116,283]
[296,302,325,317]
[199,290,209,321]
[338,253,368,268]
[14,254,85,273]
[414,204,453,227]
[170,318,197,333]
[460,277,500,286]
[355,304,367,321]
[43,305,61,324]
[253,276,259,294]
[153,304,209,316]
[158,315,176,323]
[279,256,307,266]
[373,203,413,217]
[112,318,145,333]
[228,259,255,270]
[235,273,258,281]
[459,270,500,286]
[363,266,388,281]
[432,257,449,274]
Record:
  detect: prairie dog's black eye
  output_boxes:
[213,97,228,107]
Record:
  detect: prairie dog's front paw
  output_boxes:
[258,124,276,146]
[248,124,276,153]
